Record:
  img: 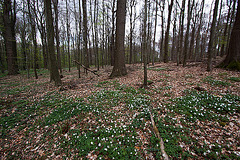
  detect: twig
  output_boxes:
[149,111,169,160]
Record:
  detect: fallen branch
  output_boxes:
[149,111,169,160]
[73,60,99,76]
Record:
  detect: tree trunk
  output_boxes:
[183,0,194,67]
[171,7,177,62]
[147,1,151,64]
[189,21,196,60]
[82,0,89,68]
[27,0,38,79]
[214,0,223,57]
[177,0,186,65]
[73,0,80,78]
[2,0,19,75]
[20,1,27,71]
[160,1,165,62]
[110,0,116,66]
[143,0,148,87]
[66,0,71,72]
[195,0,205,61]
[90,0,94,67]
[110,0,127,77]
[44,0,61,86]
[53,0,62,74]
[152,0,158,65]
[163,0,174,63]
[207,0,219,71]
[218,0,240,71]
[78,0,82,77]
[101,0,105,68]
[129,0,135,64]
[94,0,99,70]
[226,0,237,52]
[0,41,5,73]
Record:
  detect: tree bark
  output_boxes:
[226,0,237,52]
[44,0,62,86]
[0,40,6,73]
[82,0,89,68]
[94,0,99,70]
[143,0,148,87]
[73,0,80,78]
[66,0,71,72]
[152,0,158,65]
[163,0,174,63]
[110,0,116,66]
[2,0,19,75]
[78,0,82,77]
[160,1,165,62]
[20,1,27,71]
[53,0,62,74]
[110,0,127,77]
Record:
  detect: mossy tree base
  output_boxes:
[217,60,240,71]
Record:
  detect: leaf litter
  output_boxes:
[0,61,239,159]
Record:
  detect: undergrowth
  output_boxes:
[0,80,239,159]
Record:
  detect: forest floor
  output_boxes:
[0,60,240,159]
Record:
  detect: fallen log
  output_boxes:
[149,111,169,160]
[73,60,99,76]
